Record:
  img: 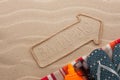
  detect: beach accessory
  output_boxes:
[30,14,103,68]
[87,49,120,80]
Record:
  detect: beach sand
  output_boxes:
[0,0,120,80]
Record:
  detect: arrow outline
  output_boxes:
[30,14,103,68]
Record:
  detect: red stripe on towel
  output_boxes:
[51,73,56,80]
[59,69,65,78]
[41,76,48,80]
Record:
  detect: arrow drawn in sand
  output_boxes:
[30,14,103,68]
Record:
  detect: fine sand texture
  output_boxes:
[0,0,120,80]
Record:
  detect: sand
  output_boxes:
[0,0,120,80]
